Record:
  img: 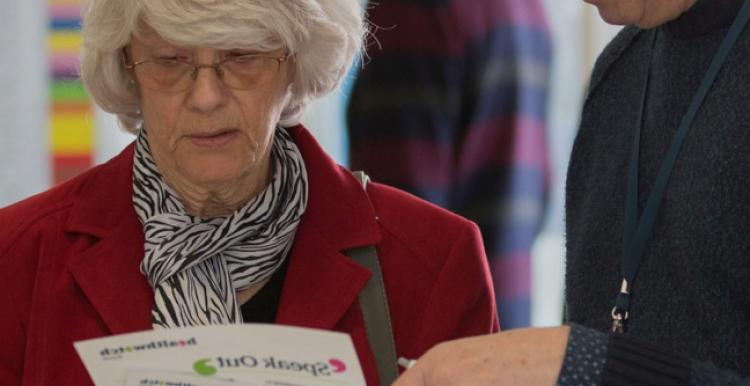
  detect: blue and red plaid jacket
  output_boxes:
[347,0,551,328]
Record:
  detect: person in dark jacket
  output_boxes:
[394,0,750,384]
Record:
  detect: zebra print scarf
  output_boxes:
[132,127,308,328]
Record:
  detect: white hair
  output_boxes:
[80,0,365,132]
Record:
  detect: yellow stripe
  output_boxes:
[51,112,94,154]
[49,32,82,53]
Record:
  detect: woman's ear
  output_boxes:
[122,46,132,66]
[121,45,140,92]
[285,54,297,84]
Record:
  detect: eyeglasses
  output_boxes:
[125,52,289,92]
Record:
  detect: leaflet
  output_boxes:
[75,324,366,386]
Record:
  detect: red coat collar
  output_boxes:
[64,125,381,334]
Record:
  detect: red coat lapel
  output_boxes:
[275,222,372,329]
[64,145,154,334]
[66,215,154,334]
[276,126,382,328]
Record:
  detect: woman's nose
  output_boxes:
[185,65,229,114]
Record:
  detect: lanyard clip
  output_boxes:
[611,306,629,333]
[611,278,631,333]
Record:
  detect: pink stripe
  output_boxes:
[51,54,80,77]
[49,4,80,20]
[490,254,530,300]
[457,116,549,176]
[352,117,549,190]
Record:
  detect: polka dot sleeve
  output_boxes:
[556,324,608,386]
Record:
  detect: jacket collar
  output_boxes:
[275,125,381,328]
[65,125,381,333]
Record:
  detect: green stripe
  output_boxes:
[51,80,89,102]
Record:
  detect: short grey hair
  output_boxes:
[80,0,365,132]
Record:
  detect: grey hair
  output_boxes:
[80,0,365,132]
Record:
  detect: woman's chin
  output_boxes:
[177,158,252,188]
[185,172,239,188]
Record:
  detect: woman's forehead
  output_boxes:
[132,33,174,49]
[132,24,280,52]
[132,32,267,53]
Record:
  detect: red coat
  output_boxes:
[0,125,498,386]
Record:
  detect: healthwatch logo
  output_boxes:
[99,337,198,360]
[193,356,347,378]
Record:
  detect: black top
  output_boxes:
[565,0,750,378]
[240,257,289,323]
[663,0,743,37]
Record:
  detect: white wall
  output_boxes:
[531,1,621,326]
[0,0,48,207]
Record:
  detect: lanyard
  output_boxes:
[611,0,750,334]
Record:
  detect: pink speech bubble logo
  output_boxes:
[329,358,347,373]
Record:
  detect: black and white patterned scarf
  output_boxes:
[132,127,308,328]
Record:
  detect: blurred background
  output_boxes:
[0,0,620,329]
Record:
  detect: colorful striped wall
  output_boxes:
[49,0,94,184]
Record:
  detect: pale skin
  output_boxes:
[393,327,569,386]
[584,0,697,28]
[392,1,698,385]
[128,32,294,302]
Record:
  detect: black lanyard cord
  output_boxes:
[612,0,750,333]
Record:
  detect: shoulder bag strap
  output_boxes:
[346,170,399,385]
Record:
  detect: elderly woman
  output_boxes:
[0,1,498,385]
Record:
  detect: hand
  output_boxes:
[392,326,570,386]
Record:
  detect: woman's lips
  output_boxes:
[186,129,240,149]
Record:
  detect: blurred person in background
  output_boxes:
[393,0,750,384]
[0,1,499,385]
[347,0,551,329]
